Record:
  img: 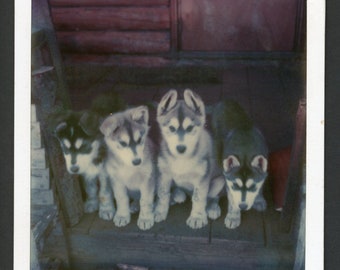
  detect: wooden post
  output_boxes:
[32,0,84,226]
[170,0,179,53]
[32,0,71,109]
[280,98,306,232]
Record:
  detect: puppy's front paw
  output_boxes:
[186,214,208,229]
[224,214,241,229]
[137,215,154,230]
[113,214,131,227]
[253,197,267,212]
[154,203,168,223]
[207,202,221,220]
[84,199,99,213]
[99,205,115,221]
[154,210,168,223]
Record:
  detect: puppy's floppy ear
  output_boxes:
[79,111,100,136]
[223,155,240,173]
[55,122,67,139]
[129,106,149,125]
[251,155,268,173]
[99,114,119,137]
[48,109,72,137]
[157,89,178,116]
[183,89,205,117]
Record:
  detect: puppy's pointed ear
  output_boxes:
[130,106,149,125]
[251,155,268,173]
[157,89,178,116]
[79,112,100,136]
[223,155,240,173]
[183,89,205,117]
[100,115,119,137]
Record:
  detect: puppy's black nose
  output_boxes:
[239,203,248,210]
[132,158,142,166]
[176,145,186,154]
[70,165,79,173]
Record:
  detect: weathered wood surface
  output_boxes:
[72,200,264,244]
[170,0,179,52]
[49,0,169,7]
[57,31,170,54]
[210,198,265,244]
[43,131,84,226]
[280,99,306,232]
[32,0,71,109]
[31,69,83,226]
[51,7,170,31]
[179,0,298,51]
[87,201,211,241]
[69,234,271,270]
[66,183,294,269]
[221,64,251,112]
[247,65,296,152]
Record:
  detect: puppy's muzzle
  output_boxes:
[239,203,248,211]
[132,158,142,166]
[176,145,186,154]
[70,165,79,173]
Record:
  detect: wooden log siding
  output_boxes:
[49,0,169,7]
[57,31,170,54]
[51,7,170,31]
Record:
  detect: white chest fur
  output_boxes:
[159,155,209,190]
[106,157,153,191]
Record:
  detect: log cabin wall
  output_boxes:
[179,0,300,52]
[49,0,305,66]
[49,0,173,65]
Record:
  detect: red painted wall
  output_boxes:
[49,0,304,60]
[180,0,299,52]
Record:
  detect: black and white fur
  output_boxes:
[53,110,115,220]
[100,106,156,230]
[212,100,268,229]
[155,89,223,229]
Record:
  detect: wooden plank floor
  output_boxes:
[67,194,295,269]
[56,60,304,269]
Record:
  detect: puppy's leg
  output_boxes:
[252,187,267,211]
[225,194,241,229]
[112,181,131,227]
[98,172,115,220]
[154,174,172,223]
[206,176,225,220]
[187,183,209,229]
[137,177,155,230]
[83,177,99,213]
[207,197,221,220]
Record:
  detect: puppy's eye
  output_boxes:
[169,126,176,132]
[119,141,127,147]
[248,184,257,192]
[186,125,194,132]
[232,183,241,191]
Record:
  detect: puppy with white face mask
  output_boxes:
[155,89,223,229]
[212,99,268,229]
[100,106,156,230]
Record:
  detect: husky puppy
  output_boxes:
[51,92,126,220]
[155,89,223,229]
[100,106,156,230]
[212,100,268,229]
[53,110,115,220]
